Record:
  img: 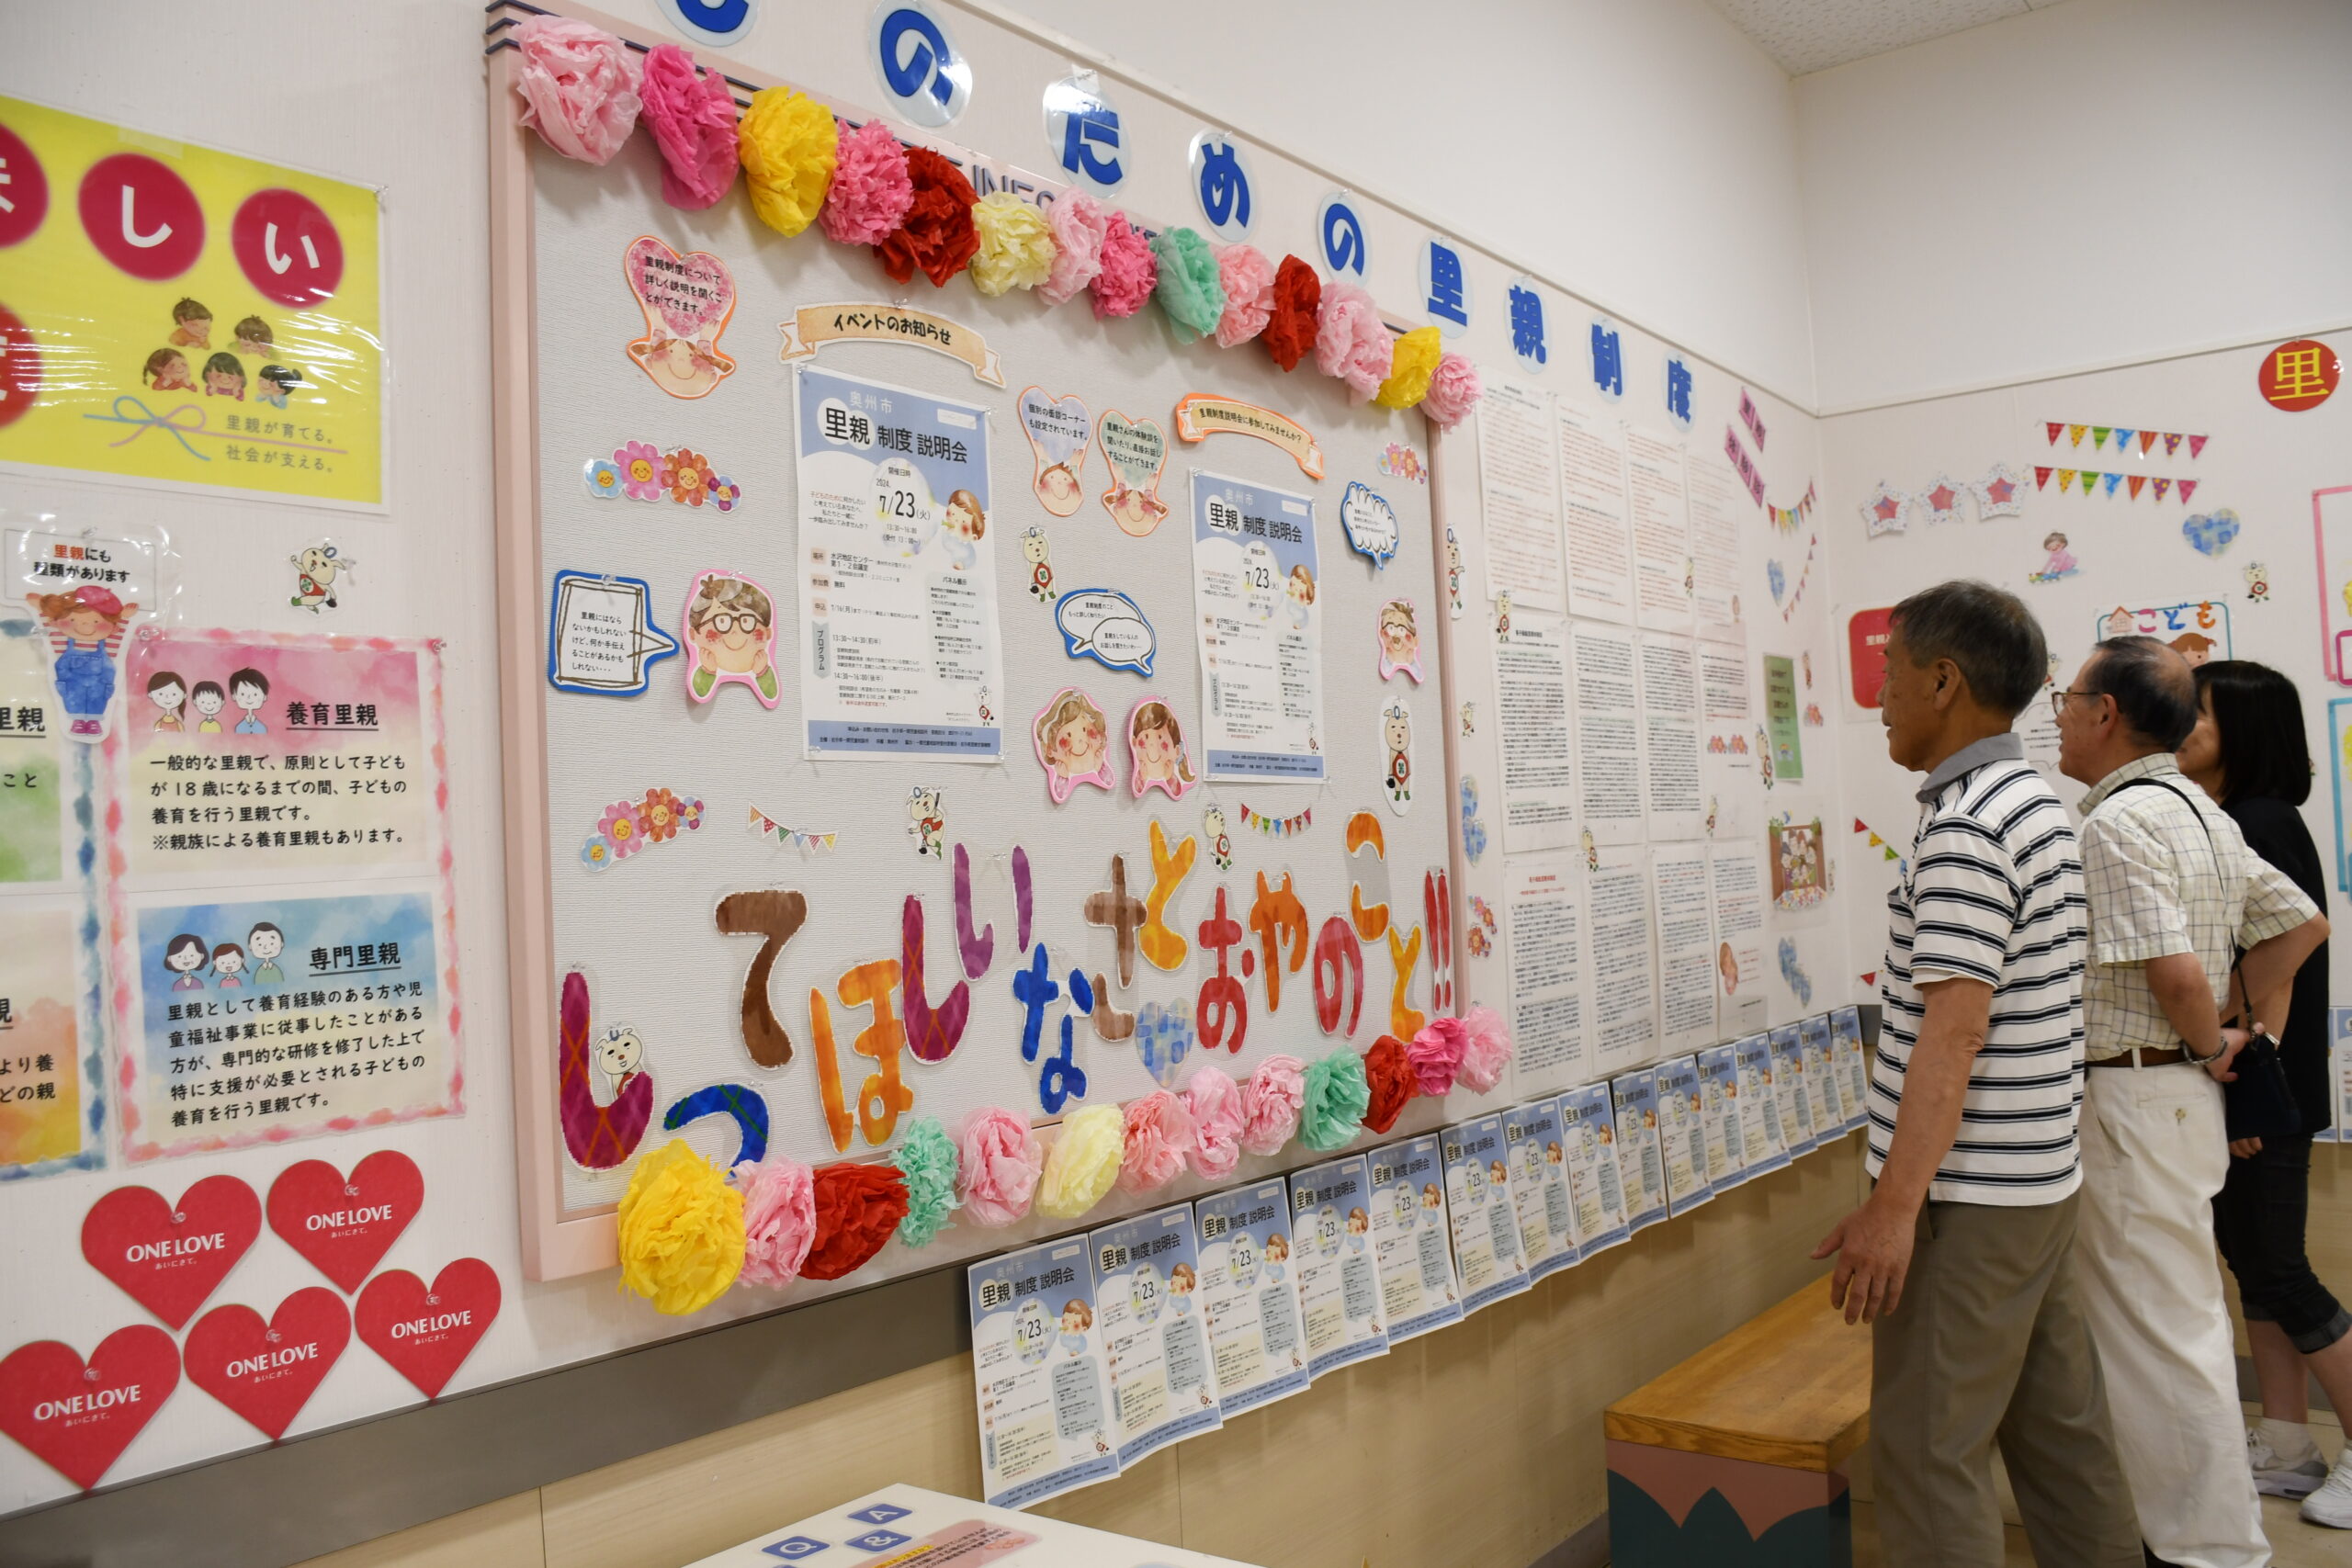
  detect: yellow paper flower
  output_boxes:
[1035,1104,1125,1219]
[617,1139,745,1314]
[738,88,837,239]
[967,192,1057,297]
[1374,326,1443,410]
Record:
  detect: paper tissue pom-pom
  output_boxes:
[1316,283,1396,404]
[801,1162,909,1280]
[738,87,837,239]
[1182,1066,1245,1180]
[513,16,642,166]
[892,1117,960,1248]
[1239,1055,1306,1156]
[1036,1104,1125,1218]
[968,192,1057,297]
[875,146,980,288]
[1457,1004,1513,1094]
[1213,243,1275,348]
[732,1156,816,1290]
[1362,1035,1416,1134]
[1150,226,1227,343]
[820,118,913,245]
[1261,255,1322,371]
[617,1139,744,1315]
[638,44,739,209]
[1408,1016,1469,1098]
[958,1107,1045,1226]
[1301,1049,1372,1150]
[1421,351,1485,431]
[1374,326,1443,411]
[1090,212,1158,320]
[1040,193,1109,305]
[1118,1089,1196,1192]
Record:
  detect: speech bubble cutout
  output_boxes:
[548,571,680,696]
[1056,588,1157,676]
[1340,480,1399,567]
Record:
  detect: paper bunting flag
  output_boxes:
[2057,469,2077,493]
[2046,424,2207,459]
[2045,422,2064,445]
[1238,802,1312,837]
[2035,466,2053,490]
[1919,475,1967,525]
[2178,479,2199,503]
[746,805,836,852]
[2139,431,2158,455]
[2101,473,2122,498]
[2092,426,2111,449]
[1860,481,1909,538]
[1974,463,2027,520]
[2068,424,2087,447]
[2164,434,2182,457]
[2112,427,2134,451]
[2189,434,2208,458]
[1852,818,1904,868]
[2076,471,2100,495]
[2128,476,2145,501]
[2153,478,2172,502]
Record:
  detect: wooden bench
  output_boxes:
[1603,1277,1871,1567]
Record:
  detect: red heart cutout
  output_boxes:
[356,1259,501,1399]
[81,1176,261,1329]
[0,1325,180,1490]
[267,1150,424,1292]
[184,1288,350,1440]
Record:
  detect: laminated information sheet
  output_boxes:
[1442,1112,1532,1312]
[1286,1155,1388,1378]
[1364,1134,1464,1341]
[1192,1181,1311,1417]
[968,1238,1119,1510]
[1087,1204,1221,1468]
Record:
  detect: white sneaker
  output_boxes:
[2249,1427,2328,1500]
[2301,1448,2352,1528]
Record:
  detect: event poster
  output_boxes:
[1801,1013,1845,1134]
[969,1238,1120,1510]
[1192,1181,1311,1416]
[1503,1096,1578,1282]
[794,365,1004,761]
[1557,1082,1630,1258]
[1733,1032,1791,1176]
[1656,1055,1713,1213]
[1769,1023,1817,1156]
[1442,1113,1530,1314]
[1364,1134,1462,1342]
[1087,1204,1221,1468]
[1191,471,1325,782]
[1611,1070,1669,1234]
[0,625,68,883]
[0,95,385,507]
[1504,852,1588,1092]
[1696,1043,1747,1190]
[1286,1156,1388,1378]
[1831,1006,1870,1132]
[0,903,95,1176]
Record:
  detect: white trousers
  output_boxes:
[2076,1065,2269,1568]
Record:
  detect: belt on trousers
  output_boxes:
[2087,1046,2189,1068]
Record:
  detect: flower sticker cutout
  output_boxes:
[640,787,684,842]
[583,457,623,500]
[616,441,664,502]
[583,791,702,871]
[708,476,741,512]
[678,795,705,829]
[597,799,647,858]
[664,448,714,506]
[582,834,615,870]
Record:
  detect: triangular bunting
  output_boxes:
[2139,430,2158,455]
[2035,466,2054,489]
[2188,434,2208,458]
[2046,422,2064,445]
[2079,471,2100,494]
[2068,423,2088,447]
[2163,433,2182,457]
[1860,972,1879,987]
[2058,469,2076,492]
[2113,427,2135,450]
[2128,475,2145,500]
[2102,472,2123,497]
[2177,479,2198,503]
[2153,478,2172,501]
[1853,818,1869,832]
[2092,426,2112,449]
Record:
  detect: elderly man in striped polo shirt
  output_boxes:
[2057,635,2328,1568]
[1815,581,2141,1566]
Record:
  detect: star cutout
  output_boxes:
[1927,484,1959,513]
[1872,495,1901,521]
[1985,478,2016,504]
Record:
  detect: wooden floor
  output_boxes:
[1854,1413,2352,1566]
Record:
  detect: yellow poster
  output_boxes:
[0,95,383,507]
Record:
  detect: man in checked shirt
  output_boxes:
[2057,635,2329,1568]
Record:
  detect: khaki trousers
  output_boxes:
[1871,1191,2143,1567]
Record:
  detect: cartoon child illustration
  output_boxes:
[168,299,212,349]
[1262,1230,1289,1280]
[1168,1262,1196,1313]
[232,316,273,358]
[937,489,986,571]
[142,348,196,392]
[1489,1159,1510,1188]
[248,922,287,985]
[28,585,140,739]
[147,670,187,732]
[906,785,944,858]
[684,573,779,705]
[1034,687,1114,803]
[255,365,300,409]
[1376,599,1423,683]
[1204,805,1232,871]
[2031,531,2077,583]
[1127,699,1198,801]
[1719,940,1741,996]
[289,545,353,613]
[164,932,208,991]
[1546,1141,1564,1167]
[1021,526,1056,603]
[1107,484,1169,535]
[1284,564,1316,631]
[190,680,225,733]
[1057,1298,1092,1355]
[2169,630,2218,668]
[1383,702,1412,808]
[211,942,245,988]
[631,335,729,397]
[230,668,269,734]
[201,352,245,400]
[1422,1182,1443,1211]
[1037,461,1080,513]
[1344,1207,1369,1251]
[594,1027,645,1108]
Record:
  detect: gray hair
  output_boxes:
[2084,635,2196,750]
[1887,580,2048,718]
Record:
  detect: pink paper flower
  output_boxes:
[733,1156,816,1289]
[616,440,664,502]
[1421,351,1485,431]
[1118,1090,1195,1191]
[1039,192,1108,305]
[1213,243,1275,348]
[1457,1005,1513,1094]
[1407,1017,1469,1097]
[512,16,641,166]
[1238,1055,1306,1156]
[639,44,739,209]
[1315,282,1394,404]
[1090,212,1157,320]
[957,1107,1043,1226]
[597,799,648,859]
[820,118,914,246]
[1182,1066,1244,1180]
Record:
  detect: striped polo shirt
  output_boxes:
[1871,734,2086,1204]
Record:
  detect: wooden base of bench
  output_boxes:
[1606,1439,1851,1567]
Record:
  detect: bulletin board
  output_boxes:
[489,18,1459,1287]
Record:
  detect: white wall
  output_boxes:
[993,0,1819,406]
[1796,0,2352,412]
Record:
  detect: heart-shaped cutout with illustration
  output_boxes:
[81,1175,262,1329]
[622,235,738,400]
[1018,387,1093,518]
[356,1258,502,1400]
[267,1150,425,1294]
[1097,411,1170,536]
[184,1287,350,1439]
[2182,508,2241,557]
[0,1326,181,1490]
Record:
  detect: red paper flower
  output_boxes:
[1261,254,1322,372]
[799,1162,910,1280]
[1362,1034,1416,1134]
[872,148,979,288]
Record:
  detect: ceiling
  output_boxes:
[1710,0,2079,75]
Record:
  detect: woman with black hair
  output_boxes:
[2179,659,2352,1527]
